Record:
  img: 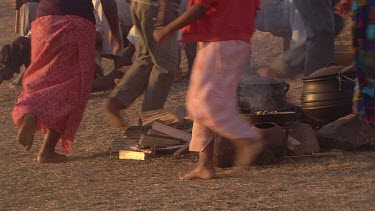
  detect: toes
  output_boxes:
[179,168,217,180]
[179,172,199,180]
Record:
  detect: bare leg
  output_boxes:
[36,129,67,163]
[104,98,127,128]
[180,140,217,180]
[17,114,36,151]
[227,137,264,173]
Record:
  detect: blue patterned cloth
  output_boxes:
[352,0,375,124]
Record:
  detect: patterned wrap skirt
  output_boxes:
[187,41,260,152]
[12,15,96,153]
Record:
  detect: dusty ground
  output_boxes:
[0,1,374,210]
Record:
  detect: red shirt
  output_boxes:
[181,0,259,43]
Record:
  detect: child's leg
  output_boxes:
[36,129,67,163]
[180,139,216,180]
[17,114,36,151]
[187,41,263,173]
[180,122,217,180]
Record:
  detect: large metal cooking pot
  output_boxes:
[301,64,356,123]
[238,76,290,113]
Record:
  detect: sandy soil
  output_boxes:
[0,1,374,210]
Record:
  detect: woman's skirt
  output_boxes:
[12,15,96,152]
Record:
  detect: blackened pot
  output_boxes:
[238,76,290,112]
[301,65,356,123]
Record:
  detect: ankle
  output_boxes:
[197,160,215,170]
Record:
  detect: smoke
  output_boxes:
[238,75,288,113]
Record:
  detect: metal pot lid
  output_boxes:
[304,64,354,79]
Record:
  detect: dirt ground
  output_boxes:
[0,1,374,210]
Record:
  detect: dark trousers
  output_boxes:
[110,0,179,111]
[292,0,335,75]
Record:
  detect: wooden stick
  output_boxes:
[138,134,185,148]
[173,142,190,158]
[139,109,180,126]
[151,121,191,142]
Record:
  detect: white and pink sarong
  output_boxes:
[187,40,259,152]
[12,15,96,153]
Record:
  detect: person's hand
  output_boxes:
[11,0,23,10]
[153,27,169,44]
[335,0,353,16]
[109,31,122,55]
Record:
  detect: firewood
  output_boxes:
[146,129,168,137]
[109,138,138,154]
[123,126,151,139]
[138,134,185,148]
[151,121,192,142]
[155,144,187,154]
[139,109,184,125]
[173,142,190,158]
[132,142,185,154]
[119,149,153,160]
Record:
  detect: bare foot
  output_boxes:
[228,138,264,173]
[17,114,36,151]
[36,152,68,163]
[179,166,217,180]
[104,99,127,127]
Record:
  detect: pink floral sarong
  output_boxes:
[12,15,96,153]
[187,40,259,152]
